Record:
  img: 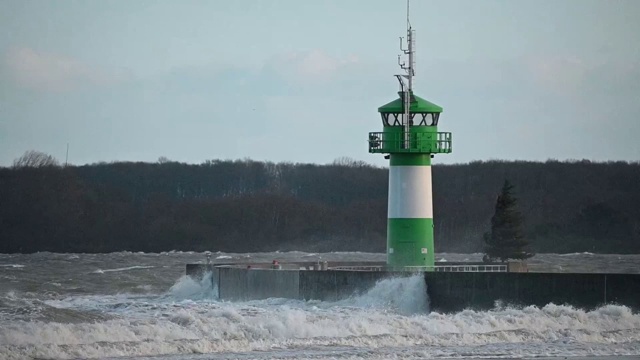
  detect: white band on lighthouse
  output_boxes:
[388,165,433,219]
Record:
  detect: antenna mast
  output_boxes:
[396,0,415,148]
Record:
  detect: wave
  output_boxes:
[2,274,640,359]
[3,251,640,359]
[0,264,24,268]
[169,272,218,300]
[337,274,429,315]
[1,301,638,360]
[558,252,596,256]
[92,266,154,274]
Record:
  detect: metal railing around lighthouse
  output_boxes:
[368,131,452,154]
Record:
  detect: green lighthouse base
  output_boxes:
[387,218,435,268]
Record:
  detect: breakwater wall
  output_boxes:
[186,264,640,312]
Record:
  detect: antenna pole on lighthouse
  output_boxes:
[398,0,415,149]
[406,0,414,92]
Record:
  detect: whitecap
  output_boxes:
[92,265,154,274]
[337,274,429,315]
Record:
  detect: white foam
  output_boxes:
[339,274,429,315]
[169,272,217,300]
[1,301,639,360]
[0,264,25,268]
[215,255,232,259]
[559,252,596,256]
[2,273,640,359]
[92,266,154,274]
[2,252,640,360]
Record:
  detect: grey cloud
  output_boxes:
[4,47,130,92]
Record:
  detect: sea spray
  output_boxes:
[92,265,154,274]
[169,271,218,300]
[2,273,640,360]
[1,300,639,359]
[338,274,429,315]
[2,252,640,359]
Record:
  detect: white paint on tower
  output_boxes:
[387,165,433,219]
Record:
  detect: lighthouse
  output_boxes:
[368,5,452,268]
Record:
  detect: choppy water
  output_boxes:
[0,251,639,360]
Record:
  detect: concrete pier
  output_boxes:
[186,263,640,312]
[424,271,640,312]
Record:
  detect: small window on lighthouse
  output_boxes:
[392,114,401,126]
[418,113,439,126]
[381,114,390,126]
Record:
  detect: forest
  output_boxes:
[1,154,639,254]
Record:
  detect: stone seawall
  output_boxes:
[185,264,640,312]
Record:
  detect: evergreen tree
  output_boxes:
[483,180,534,262]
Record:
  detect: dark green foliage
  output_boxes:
[0,158,639,254]
[0,159,388,253]
[483,180,534,262]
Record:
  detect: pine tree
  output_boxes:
[483,180,534,262]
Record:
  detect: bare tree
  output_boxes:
[332,156,368,167]
[157,156,170,164]
[12,150,60,168]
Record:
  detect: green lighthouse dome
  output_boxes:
[378,91,443,114]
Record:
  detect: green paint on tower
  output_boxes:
[378,91,443,113]
[389,154,431,166]
[387,218,435,267]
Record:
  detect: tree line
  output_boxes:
[0,153,638,254]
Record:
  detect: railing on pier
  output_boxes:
[329,264,508,273]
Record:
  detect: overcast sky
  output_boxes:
[1,0,639,167]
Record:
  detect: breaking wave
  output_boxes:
[92,265,155,274]
[1,274,639,359]
[559,252,596,256]
[169,271,218,300]
[339,274,429,315]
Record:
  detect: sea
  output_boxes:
[1,251,639,360]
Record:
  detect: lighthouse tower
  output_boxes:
[368,4,452,268]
